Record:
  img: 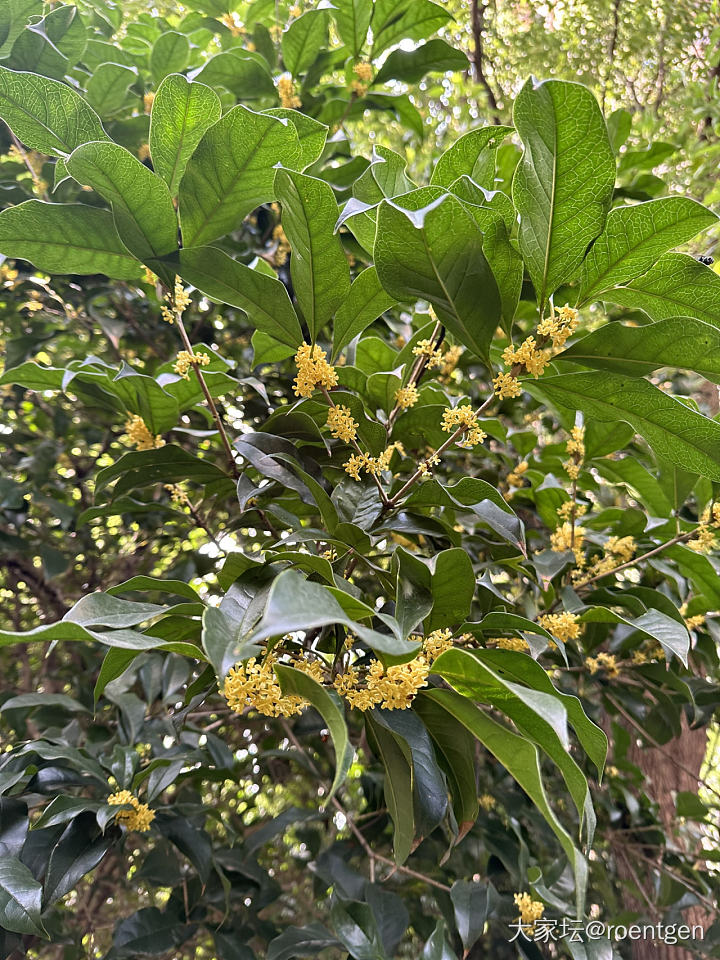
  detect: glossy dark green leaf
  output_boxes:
[512,78,615,308]
[267,924,339,960]
[179,105,300,246]
[94,445,230,496]
[112,906,195,957]
[0,200,141,279]
[450,880,498,955]
[43,814,114,906]
[332,266,397,357]
[0,857,45,937]
[375,194,501,359]
[149,74,222,196]
[366,714,414,864]
[275,167,351,339]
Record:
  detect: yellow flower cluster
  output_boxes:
[632,644,665,665]
[491,636,528,652]
[334,656,430,711]
[417,452,441,476]
[293,342,338,397]
[537,304,579,348]
[479,793,496,811]
[125,415,164,451]
[223,655,308,718]
[353,61,374,83]
[108,790,155,832]
[538,612,581,642]
[278,74,301,109]
[564,425,585,480]
[272,223,291,266]
[327,404,358,442]
[689,502,720,553]
[493,371,523,399]
[440,344,463,378]
[395,384,419,409]
[412,338,444,368]
[164,483,191,506]
[502,336,550,378]
[0,262,18,283]
[220,11,245,35]
[586,652,620,677]
[420,628,454,660]
[143,267,157,286]
[550,521,585,563]
[441,405,486,448]
[161,277,191,324]
[557,501,587,522]
[681,603,706,631]
[173,349,211,380]
[507,461,528,488]
[289,4,302,17]
[344,444,401,480]
[143,91,154,113]
[573,535,636,585]
[514,892,545,932]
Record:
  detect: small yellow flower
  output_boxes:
[422,628,453,661]
[492,636,528,652]
[586,652,620,677]
[479,793,496,811]
[327,404,358,442]
[223,656,307,718]
[502,336,550,378]
[277,73,301,109]
[173,349,211,380]
[164,483,190,506]
[143,91,155,114]
[440,344,463,377]
[514,892,544,933]
[353,61,373,83]
[294,342,338,397]
[493,372,522,398]
[108,790,155,832]
[689,524,716,553]
[395,384,419,409]
[143,267,157,286]
[124,415,164,451]
[441,405,486,448]
[290,4,302,16]
[537,304,579,348]
[538,612,581,643]
[507,461,529,487]
[412,338,443,368]
[137,143,150,162]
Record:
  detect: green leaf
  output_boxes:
[561,316,720,385]
[532,371,720,481]
[64,593,165,629]
[333,0,372,57]
[151,31,190,83]
[512,78,615,309]
[263,108,328,169]
[267,924,339,960]
[422,687,587,916]
[44,814,114,906]
[0,857,45,937]
[366,713,414,863]
[179,105,300,247]
[422,920,459,960]
[0,620,203,659]
[600,253,720,325]
[32,797,102,831]
[66,141,178,265]
[1,693,89,714]
[395,547,476,633]
[431,125,513,190]
[375,194,501,360]
[8,4,86,78]
[0,200,141,280]
[282,10,328,76]
[189,50,276,101]
[94,445,229,497]
[275,167,351,340]
[250,569,420,657]
[177,246,302,349]
[94,648,139,704]
[149,74,222,196]
[450,881,497,956]
[85,63,138,118]
[577,198,718,304]
[373,0,451,56]
[593,457,673,518]
[276,665,353,802]
[332,266,396,357]
[112,906,194,957]
[201,605,261,684]
[375,38,468,85]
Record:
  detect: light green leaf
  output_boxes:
[601,253,720,325]
[332,0,372,57]
[276,665,353,802]
[177,246,302,348]
[0,200,141,280]
[179,105,300,247]
[189,50,276,101]
[532,371,720,481]
[577,198,718,304]
[149,74,221,196]
[0,857,46,937]
[275,167,351,340]
[332,266,397,357]
[85,62,138,118]
[66,141,178,264]
[375,193,501,359]
[561,316,720,385]
[0,64,107,157]
[431,125,513,190]
[512,78,615,309]
[375,38,468,85]
[0,620,204,659]
[373,0,451,56]
[150,30,190,83]
[94,445,230,497]
[263,108,328,169]
[282,9,328,76]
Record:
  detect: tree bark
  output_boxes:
[469,0,501,124]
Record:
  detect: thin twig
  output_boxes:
[320,386,389,505]
[578,530,697,589]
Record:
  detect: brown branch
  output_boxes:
[470,0,502,123]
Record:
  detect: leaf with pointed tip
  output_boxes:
[85,63,138,118]
[365,713,415,863]
[512,78,615,309]
[431,126,513,190]
[66,141,178,265]
[263,108,328,169]
[332,266,397,357]
[0,857,45,937]
[282,9,328,76]
[275,167,351,339]
[373,0,451,56]
[0,200,141,280]
[577,198,718,304]
[332,0,372,56]
[375,38,468,85]
[375,194,501,360]
[532,371,720,481]
[43,814,114,906]
[151,31,190,83]
[150,74,222,196]
[179,105,300,247]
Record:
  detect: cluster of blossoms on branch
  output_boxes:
[107,790,155,832]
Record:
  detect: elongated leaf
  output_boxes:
[533,371,720,481]
[450,881,498,956]
[431,125,513,190]
[85,63,138,118]
[0,619,204,659]
[66,141,178,264]
[333,0,372,56]
[151,31,190,83]
[577,198,718,303]
[150,74,221,196]
[375,194,501,359]
[373,0,451,55]
[179,105,300,246]
[602,253,720,325]
[561,316,720,385]
[0,64,106,157]
[94,445,229,496]
[0,857,45,936]
[275,167,351,339]
[375,38,468,85]
[366,713,414,863]
[282,10,327,76]
[512,78,615,308]
[263,107,328,169]
[332,266,397,357]
[422,687,587,916]
[276,665,353,802]
[0,200,140,280]
[177,246,302,348]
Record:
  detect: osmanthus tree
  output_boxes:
[1,1,720,959]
